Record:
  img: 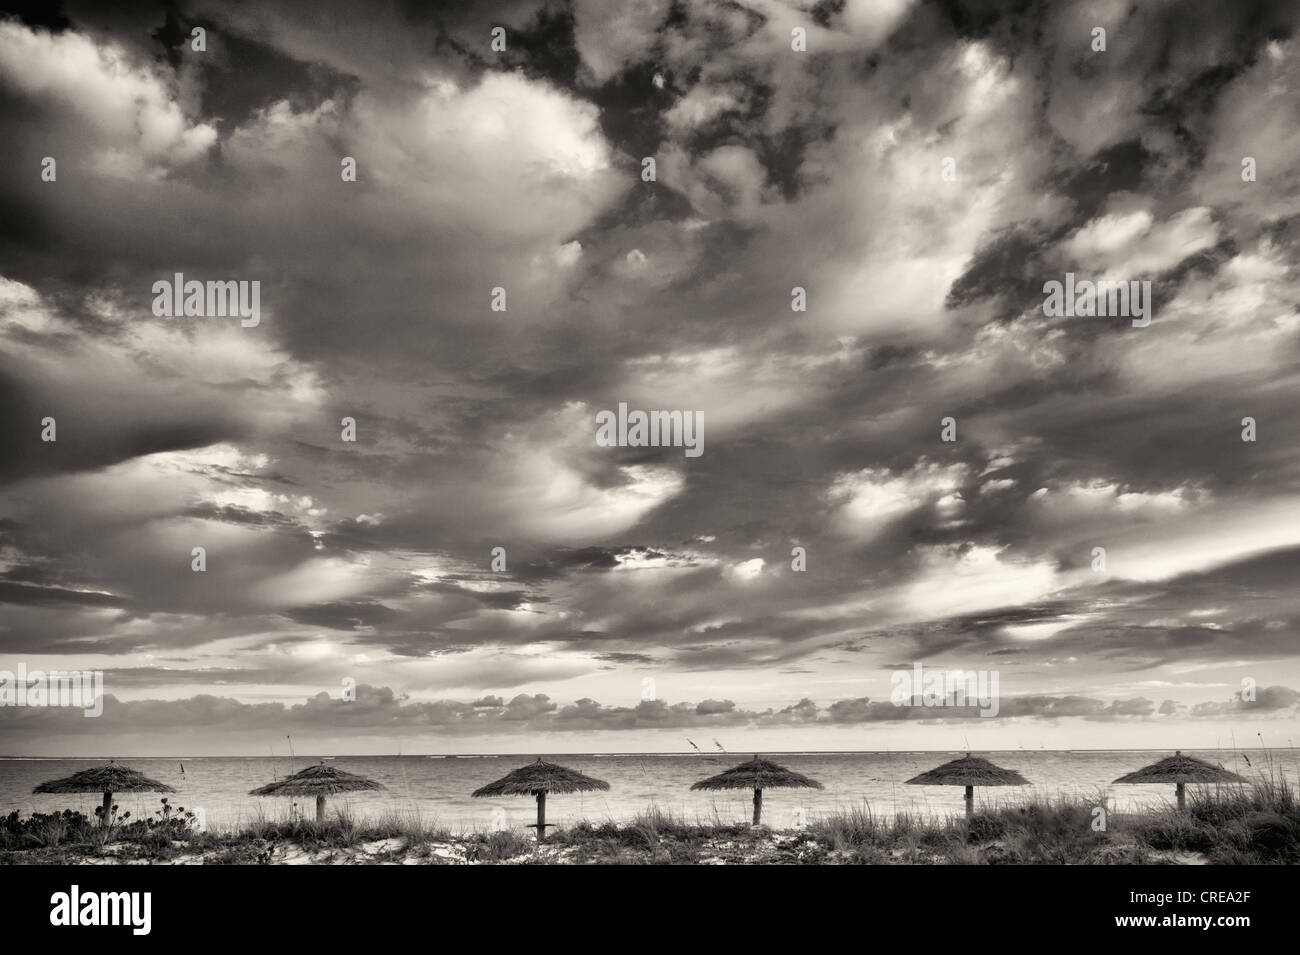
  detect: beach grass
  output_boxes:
[237,804,451,848]
[1129,771,1299,863]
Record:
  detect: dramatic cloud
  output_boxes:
[1,0,1298,754]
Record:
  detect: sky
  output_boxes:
[0,0,1298,756]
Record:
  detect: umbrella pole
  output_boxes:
[752,788,763,826]
[101,791,113,827]
[536,791,546,841]
[316,794,326,823]
[1176,782,1185,811]
[964,785,974,820]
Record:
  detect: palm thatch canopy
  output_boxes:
[34,763,177,827]
[906,754,1029,787]
[33,764,176,795]
[33,765,177,796]
[249,763,386,822]
[907,753,1029,821]
[471,759,610,841]
[1113,751,1249,785]
[471,758,611,798]
[690,756,824,793]
[691,756,823,827]
[248,763,387,798]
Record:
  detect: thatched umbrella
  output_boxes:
[690,755,824,826]
[906,753,1029,819]
[33,762,177,827]
[1113,750,1249,810]
[471,758,610,840]
[249,762,386,822]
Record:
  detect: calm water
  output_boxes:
[1,750,1286,833]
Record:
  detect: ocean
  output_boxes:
[0,750,1282,833]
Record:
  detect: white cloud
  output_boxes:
[896,544,1059,620]
[725,558,766,582]
[828,460,968,537]
[507,457,684,543]
[1061,206,1219,275]
[0,22,216,176]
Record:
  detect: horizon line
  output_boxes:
[4,745,1295,760]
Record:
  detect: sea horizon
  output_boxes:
[3,745,1298,760]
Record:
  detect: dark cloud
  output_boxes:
[0,580,127,609]
[283,600,400,631]
[0,0,1298,752]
